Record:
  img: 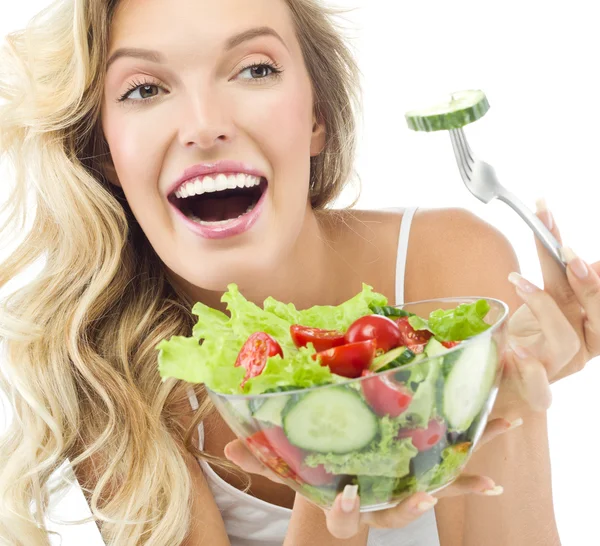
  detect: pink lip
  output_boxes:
[170,186,267,240]
[168,160,267,195]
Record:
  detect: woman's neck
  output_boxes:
[173,208,351,313]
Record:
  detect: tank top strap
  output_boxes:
[394,207,418,306]
[187,388,205,449]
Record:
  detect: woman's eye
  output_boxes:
[238,63,276,81]
[129,84,159,100]
[121,84,161,102]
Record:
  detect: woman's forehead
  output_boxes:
[109,0,295,50]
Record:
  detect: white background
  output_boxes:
[1,1,598,545]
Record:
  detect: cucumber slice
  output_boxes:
[442,339,498,432]
[282,388,378,454]
[372,346,415,372]
[369,305,412,319]
[405,90,490,132]
[424,338,449,358]
[250,396,289,427]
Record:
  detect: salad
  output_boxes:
[158,285,503,508]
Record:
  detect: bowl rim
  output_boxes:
[206,296,509,401]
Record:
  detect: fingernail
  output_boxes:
[508,339,530,360]
[482,485,504,496]
[507,417,524,431]
[535,198,553,230]
[561,247,589,280]
[508,272,539,294]
[416,496,438,512]
[341,484,358,513]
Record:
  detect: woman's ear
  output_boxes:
[310,117,326,157]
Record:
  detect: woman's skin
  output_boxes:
[102,0,600,544]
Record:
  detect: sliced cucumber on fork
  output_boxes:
[405,90,489,132]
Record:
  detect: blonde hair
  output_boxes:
[0,0,360,544]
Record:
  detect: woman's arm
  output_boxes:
[284,494,369,546]
[411,208,561,546]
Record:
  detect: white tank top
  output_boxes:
[189,207,441,546]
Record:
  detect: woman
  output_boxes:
[0,0,598,545]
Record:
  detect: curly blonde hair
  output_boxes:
[0,0,360,543]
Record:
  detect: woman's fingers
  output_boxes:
[356,490,439,532]
[435,473,503,499]
[325,485,364,538]
[475,417,523,451]
[561,251,600,359]
[224,439,284,483]
[332,472,503,536]
[508,273,581,378]
[504,347,553,411]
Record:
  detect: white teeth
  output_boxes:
[174,173,261,199]
[203,176,217,193]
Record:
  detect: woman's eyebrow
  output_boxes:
[106,26,288,72]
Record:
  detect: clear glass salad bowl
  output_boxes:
[207,297,509,512]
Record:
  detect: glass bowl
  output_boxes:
[207,297,509,512]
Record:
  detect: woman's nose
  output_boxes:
[177,87,235,150]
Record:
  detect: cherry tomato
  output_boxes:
[397,419,448,452]
[395,317,433,354]
[313,340,376,378]
[246,427,333,486]
[441,340,460,349]
[345,315,403,352]
[235,333,283,387]
[361,369,413,417]
[290,325,346,352]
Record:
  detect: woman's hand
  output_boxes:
[224,417,521,539]
[500,199,600,412]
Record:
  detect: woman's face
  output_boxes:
[102,0,325,291]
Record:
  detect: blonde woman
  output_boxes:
[0,1,598,545]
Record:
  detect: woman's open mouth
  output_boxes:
[168,173,268,239]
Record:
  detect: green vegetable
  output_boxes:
[305,438,418,478]
[264,283,387,331]
[158,283,387,394]
[283,388,379,454]
[409,300,491,342]
[405,89,490,132]
[394,359,441,428]
[352,474,417,506]
[416,443,471,489]
[369,305,411,319]
[304,416,417,477]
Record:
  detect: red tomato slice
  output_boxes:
[290,325,346,352]
[441,341,460,349]
[313,340,376,378]
[361,369,413,417]
[345,315,403,352]
[395,317,433,353]
[397,419,448,452]
[246,427,333,486]
[235,333,283,387]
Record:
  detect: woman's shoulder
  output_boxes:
[328,207,518,302]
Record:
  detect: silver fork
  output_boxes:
[449,128,567,271]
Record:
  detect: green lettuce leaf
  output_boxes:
[304,416,418,478]
[407,299,491,341]
[157,335,245,392]
[352,474,417,506]
[428,299,491,341]
[407,315,431,332]
[263,283,387,331]
[158,283,387,395]
[416,443,471,489]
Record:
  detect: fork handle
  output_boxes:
[497,189,567,271]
